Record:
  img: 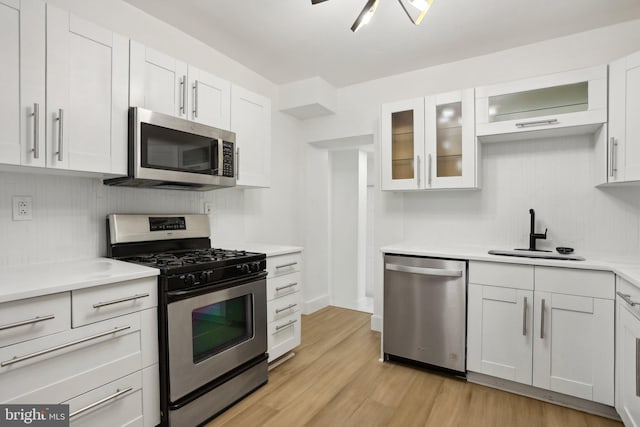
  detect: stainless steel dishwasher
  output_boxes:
[383,254,467,375]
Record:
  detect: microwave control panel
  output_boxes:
[222,141,234,177]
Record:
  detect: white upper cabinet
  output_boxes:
[380,98,425,191]
[476,65,607,142]
[231,84,271,188]
[0,0,45,168]
[381,91,476,191]
[425,89,476,189]
[46,4,128,174]
[608,50,640,183]
[188,66,231,130]
[130,42,231,130]
[130,41,188,119]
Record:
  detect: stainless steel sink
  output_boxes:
[488,249,585,261]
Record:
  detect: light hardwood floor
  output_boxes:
[206,306,622,427]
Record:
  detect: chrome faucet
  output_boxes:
[528,209,548,251]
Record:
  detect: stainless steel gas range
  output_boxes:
[107,214,268,427]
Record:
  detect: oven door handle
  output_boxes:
[166,272,268,301]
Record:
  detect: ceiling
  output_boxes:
[123,0,640,87]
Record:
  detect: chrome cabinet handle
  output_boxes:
[609,137,616,178]
[236,147,240,180]
[515,119,558,128]
[275,319,297,332]
[540,298,546,339]
[636,338,640,398]
[92,293,150,309]
[1,325,131,367]
[275,282,298,292]
[0,314,55,331]
[385,263,462,277]
[617,291,639,307]
[31,103,40,159]
[522,297,527,336]
[275,262,297,270]
[428,153,432,186]
[56,109,64,161]
[69,387,133,419]
[192,80,198,119]
[275,303,298,314]
[180,75,186,115]
[416,155,420,187]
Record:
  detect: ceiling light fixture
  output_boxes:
[312,0,435,32]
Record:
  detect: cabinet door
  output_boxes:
[188,65,230,129]
[617,303,640,427]
[609,50,640,183]
[532,292,614,405]
[130,41,188,119]
[231,84,271,187]
[425,89,475,189]
[380,98,425,190]
[46,5,128,174]
[0,0,45,167]
[467,284,533,384]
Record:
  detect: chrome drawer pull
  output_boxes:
[0,314,55,331]
[385,263,462,277]
[275,262,298,270]
[275,304,298,314]
[540,299,546,339]
[275,319,297,332]
[93,293,150,309]
[515,119,558,128]
[1,326,131,367]
[617,291,639,307]
[275,282,297,292]
[522,297,527,336]
[69,387,133,418]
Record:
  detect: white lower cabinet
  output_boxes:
[616,277,640,427]
[0,277,159,427]
[266,250,303,363]
[467,261,615,405]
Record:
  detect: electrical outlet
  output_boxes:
[204,202,213,215]
[12,196,33,221]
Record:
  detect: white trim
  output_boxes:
[370,314,382,332]
[303,295,330,314]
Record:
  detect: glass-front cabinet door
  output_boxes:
[475,65,607,142]
[380,98,425,190]
[425,89,476,189]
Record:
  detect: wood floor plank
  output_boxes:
[205,307,621,427]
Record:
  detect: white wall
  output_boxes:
[0,0,302,266]
[299,19,640,325]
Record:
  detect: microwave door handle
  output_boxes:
[216,138,223,175]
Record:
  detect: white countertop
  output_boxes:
[381,243,640,288]
[0,258,159,304]
[212,242,303,257]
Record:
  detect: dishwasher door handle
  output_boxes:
[385,263,463,277]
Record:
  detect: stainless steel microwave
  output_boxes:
[104,107,236,191]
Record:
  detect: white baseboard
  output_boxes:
[303,295,330,314]
[370,314,382,332]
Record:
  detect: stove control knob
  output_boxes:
[251,262,261,273]
[241,264,251,274]
[184,274,196,286]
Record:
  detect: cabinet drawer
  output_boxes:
[267,253,301,278]
[267,272,302,301]
[66,370,143,427]
[267,291,302,323]
[268,311,301,362]
[0,311,142,405]
[469,261,534,290]
[0,293,70,348]
[72,277,157,327]
[535,267,614,299]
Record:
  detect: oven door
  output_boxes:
[166,277,266,402]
